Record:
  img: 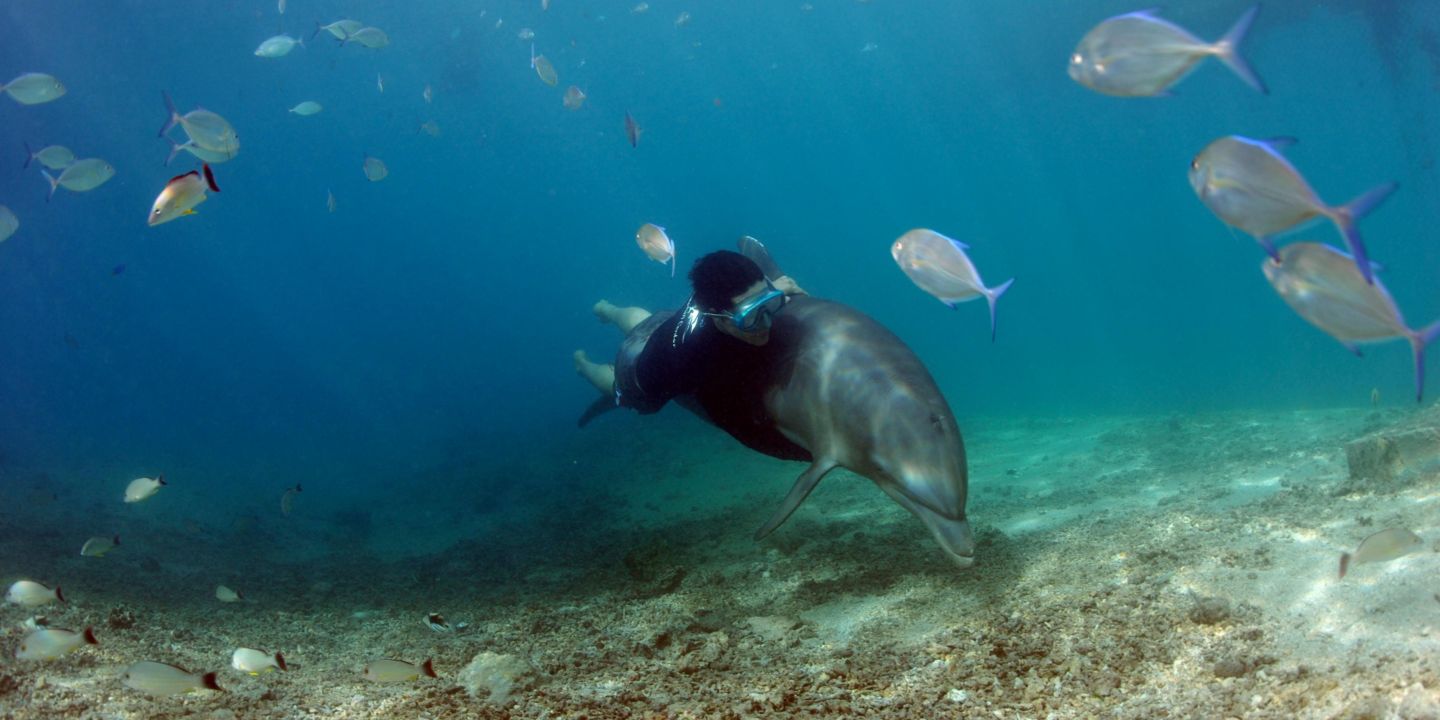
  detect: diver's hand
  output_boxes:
[774,275,807,296]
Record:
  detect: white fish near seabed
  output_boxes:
[1068,6,1265,97]
[6,580,64,607]
[363,658,437,683]
[16,627,97,661]
[123,661,222,696]
[215,585,245,603]
[41,158,115,201]
[362,155,388,182]
[232,648,287,674]
[1,73,66,105]
[891,228,1015,341]
[1339,528,1424,579]
[562,85,586,110]
[289,101,322,116]
[1264,243,1440,402]
[24,143,75,170]
[280,483,302,516]
[148,164,220,226]
[255,34,304,58]
[124,475,166,503]
[635,223,676,277]
[158,92,241,157]
[1190,135,1397,285]
[315,19,363,41]
[80,535,121,557]
[0,205,17,244]
[165,137,233,166]
[342,26,390,49]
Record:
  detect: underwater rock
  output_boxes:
[1398,682,1440,720]
[106,605,137,630]
[458,651,530,705]
[1188,595,1232,625]
[1212,657,1247,678]
[1341,426,1440,494]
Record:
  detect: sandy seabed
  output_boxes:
[2,403,1438,719]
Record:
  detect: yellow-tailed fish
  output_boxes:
[280,483,302,516]
[635,223,676,277]
[41,158,115,201]
[563,85,586,110]
[80,535,121,557]
[215,585,245,603]
[363,658,436,683]
[122,661,222,696]
[363,155,388,182]
[1339,528,1424,579]
[5,580,64,607]
[0,205,17,243]
[314,19,364,41]
[1,73,66,105]
[124,475,165,503]
[327,189,337,213]
[1069,6,1264,97]
[24,142,75,170]
[1189,135,1396,285]
[1263,243,1440,402]
[255,35,304,58]
[149,165,220,227]
[231,648,287,674]
[16,627,97,661]
[165,137,233,166]
[342,27,390,49]
[891,228,1015,341]
[289,101,322,116]
[158,92,240,157]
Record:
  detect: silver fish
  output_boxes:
[1069,6,1264,97]
[314,19,364,41]
[24,143,75,170]
[16,627,97,661]
[158,92,240,158]
[80,535,121,557]
[42,158,115,201]
[1339,528,1423,579]
[1190,135,1395,285]
[5,580,63,607]
[343,27,390,49]
[0,205,17,243]
[231,647,287,674]
[255,35,303,58]
[122,661,222,696]
[362,155,388,182]
[363,658,436,683]
[1263,243,1440,401]
[636,223,675,276]
[166,137,233,166]
[891,228,1014,341]
[1,73,66,105]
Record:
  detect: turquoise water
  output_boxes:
[1,1,1439,524]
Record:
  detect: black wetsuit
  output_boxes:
[621,301,812,462]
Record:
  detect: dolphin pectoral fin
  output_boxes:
[754,460,836,540]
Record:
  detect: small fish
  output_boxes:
[23,142,75,170]
[277,0,285,14]
[0,205,17,243]
[891,228,1015,341]
[342,26,390,49]
[860,41,878,53]
[122,661,222,696]
[1190,137,1395,285]
[80,535,121,557]
[517,28,535,41]
[1068,6,1264,97]
[112,264,126,276]
[289,101,322,116]
[148,164,220,227]
[5,580,64,607]
[1339,528,1423,579]
[280,483,302,516]
[314,19,364,41]
[363,658,437,683]
[158,92,240,158]
[326,189,336,213]
[563,85,586,110]
[362,155,388,182]
[800,3,813,11]
[41,158,115,201]
[675,11,691,27]
[632,2,649,13]
[16,627,97,661]
[424,613,452,632]
[541,0,550,10]
[215,585,245,603]
[423,84,433,103]
[1263,243,1440,402]
[165,137,233,166]
[624,111,641,148]
[377,73,385,93]
[1371,387,1380,407]
[231,648,287,674]
[255,34,304,58]
[636,223,676,277]
[124,475,166,503]
[419,120,441,138]
[1,73,66,105]
[533,52,559,86]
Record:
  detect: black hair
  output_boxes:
[689,250,764,312]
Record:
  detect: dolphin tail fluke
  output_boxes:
[738,235,785,282]
[985,278,1014,342]
[754,460,836,540]
[577,395,618,427]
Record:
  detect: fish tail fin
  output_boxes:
[1338,552,1351,579]
[23,141,31,169]
[985,278,1015,342]
[275,652,288,671]
[157,474,166,485]
[1332,182,1398,285]
[159,90,180,138]
[201,672,223,691]
[42,169,58,202]
[298,34,306,49]
[669,254,676,277]
[1408,320,1440,403]
[203,164,220,192]
[421,659,437,678]
[83,627,98,645]
[1257,235,1280,262]
[1215,4,1266,94]
[311,20,323,40]
[164,138,183,167]
[55,586,65,603]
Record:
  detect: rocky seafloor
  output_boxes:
[1,404,1438,719]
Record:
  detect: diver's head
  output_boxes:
[690,251,782,345]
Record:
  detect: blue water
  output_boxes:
[2,0,1439,513]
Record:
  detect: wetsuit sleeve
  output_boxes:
[628,313,708,414]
